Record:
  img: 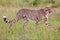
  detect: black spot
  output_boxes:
[3,18,6,21]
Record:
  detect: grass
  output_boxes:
[0,0,60,40]
[0,7,60,40]
[0,0,60,7]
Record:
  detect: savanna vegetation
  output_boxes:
[0,0,60,40]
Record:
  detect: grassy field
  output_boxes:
[0,7,60,40]
[0,0,60,40]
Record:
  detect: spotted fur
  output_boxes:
[3,7,52,29]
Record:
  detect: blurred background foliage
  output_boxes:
[0,0,60,40]
[0,0,60,8]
